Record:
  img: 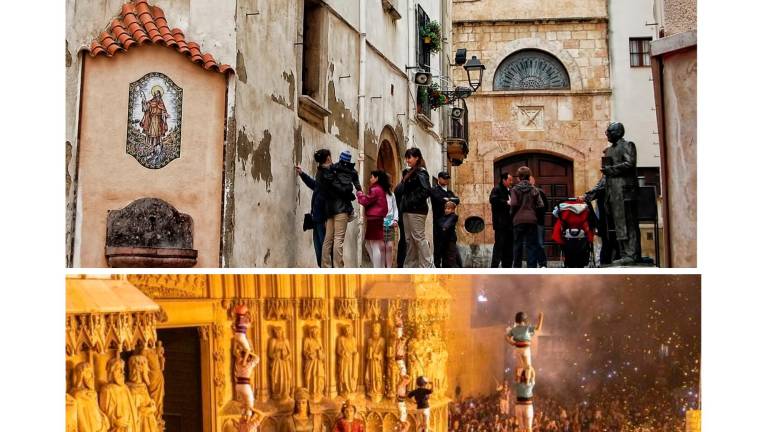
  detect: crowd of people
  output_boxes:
[296,147,613,268]
[448,388,688,432]
[296,147,460,268]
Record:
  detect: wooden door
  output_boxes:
[494,153,574,261]
[158,327,203,432]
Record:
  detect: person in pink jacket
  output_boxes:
[357,170,397,267]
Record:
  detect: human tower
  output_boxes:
[504,311,544,432]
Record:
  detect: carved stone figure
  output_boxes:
[283,388,318,432]
[268,327,293,401]
[302,325,326,400]
[139,341,164,424]
[235,348,259,414]
[336,325,358,396]
[585,122,641,266]
[385,326,403,399]
[70,362,109,432]
[333,400,365,432]
[235,411,264,432]
[127,355,159,432]
[67,393,78,432]
[365,322,385,401]
[99,358,138,432]
[408,328,428,389]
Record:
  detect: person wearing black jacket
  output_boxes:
[429,171,460,267]
[530,176,548,267]
[295,149,330,266]
[394,147,434,268]
[317,150,361,268]
[436,201,460,267]
[489,172,514,267]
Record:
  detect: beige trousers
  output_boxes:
[321,213,349,268]
[403,213,434,268]
[515,404,533,432]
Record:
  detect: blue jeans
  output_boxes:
[312,221,326,267]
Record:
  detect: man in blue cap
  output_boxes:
[318,149,361,267]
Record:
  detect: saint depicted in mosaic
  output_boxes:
[127,72,183,169]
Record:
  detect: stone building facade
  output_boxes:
[66,0,453,268]
[450,0,611,265]
[66,274,453,432]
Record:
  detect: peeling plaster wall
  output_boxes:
[68,0,447,267]
[229,0,447,267]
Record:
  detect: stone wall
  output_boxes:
[453,0,607,21]
[661,0,697,36]
[451,19,611,264]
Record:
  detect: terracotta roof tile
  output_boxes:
[87,0,232,74]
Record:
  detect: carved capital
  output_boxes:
[299,298,328,320]
[335,298,360,320]
[265,298,294,320]
[364,299,382,320]
[222,298,260,320]
[128,274,207,298]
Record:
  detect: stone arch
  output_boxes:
[377,125,402,184]
[483,38,584,92]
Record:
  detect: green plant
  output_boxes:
[427,82,448,109]
[419,20,442,53]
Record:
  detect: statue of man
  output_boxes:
[365,322,385,401]
[138,341,164,425]
[336,325,358,396]
[127,355,159,432]
[69,362,109,432]
[302,325,326,400]
[585,122,642,265]
[99,357,138,432]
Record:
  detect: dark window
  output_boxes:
[629,37,652,67]
[493,49,570,91]
[416,5,432,118]
[302,0,324,98]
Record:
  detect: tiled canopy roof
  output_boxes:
[87,0,232,73]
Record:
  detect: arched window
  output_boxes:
[493,49,570,90]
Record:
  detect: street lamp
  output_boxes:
[463,55,485,91]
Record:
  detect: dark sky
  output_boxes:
[466,275,700,419]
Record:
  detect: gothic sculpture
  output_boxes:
[365,322,385,401]
[127,355,159,432]
[283,388,318,432]
[70,362,109,432]
[336,325,359,396]
[99,358,138,432]
[233,304,254,354]
[302,325,326,400]
[268,326,293,401]
[585,122,642,266]
[138,341,164,425]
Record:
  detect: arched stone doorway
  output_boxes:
[494,152,574,261]
[376,126,401,183]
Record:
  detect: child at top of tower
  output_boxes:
[505,311,543,369]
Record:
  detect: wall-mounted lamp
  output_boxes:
[464,55,486,91]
